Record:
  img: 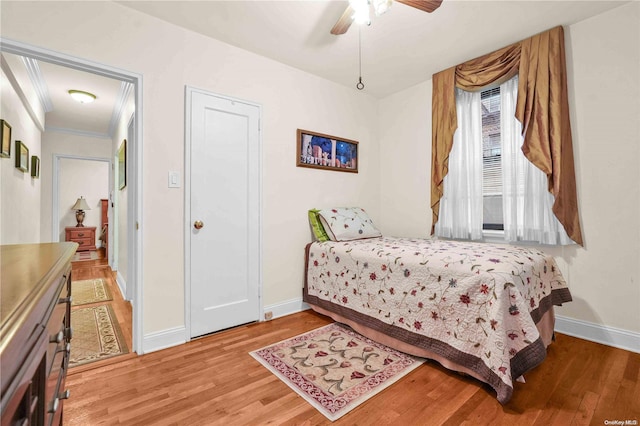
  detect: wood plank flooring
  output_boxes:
[63,282,639,425]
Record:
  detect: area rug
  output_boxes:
[71,278,113,306]
[70,304,129,368]
[250,323,425,421]
[72,250,100,262]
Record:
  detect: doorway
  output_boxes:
[0,38,143,353]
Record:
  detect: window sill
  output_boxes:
[482,229,504,244]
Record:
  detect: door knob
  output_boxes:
[194,220,204,230]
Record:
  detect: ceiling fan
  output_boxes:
[331,0,443,35]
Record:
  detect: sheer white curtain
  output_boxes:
[501,76,573,245]
[435,88,484,240]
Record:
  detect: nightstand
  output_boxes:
[65,226,97,251]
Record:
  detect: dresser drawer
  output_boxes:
[73,237,94,249]
[67,229,92,239]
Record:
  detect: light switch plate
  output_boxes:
[168,171,180,188]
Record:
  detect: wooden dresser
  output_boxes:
[65,226,96,252]
[1,243,76,426]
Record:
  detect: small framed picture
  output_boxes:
[31,155,40,178]
[1,119,11,158]
[118,139,126,190]
[15,141,29,172]
[296,129,358,173]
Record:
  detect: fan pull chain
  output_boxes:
[356,27,365,90]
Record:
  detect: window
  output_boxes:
[480,87,503,231]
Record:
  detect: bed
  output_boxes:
[302,208,572,404]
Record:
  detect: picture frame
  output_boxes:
[296,129,358,173]
[1,119,11,158]
[31,155,40,178]
[15,141,28,172]
[118,139,126,190]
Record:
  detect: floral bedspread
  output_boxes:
[303,237,572,403]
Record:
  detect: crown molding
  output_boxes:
[0,53,45,132]
[21,57,53,112]
[45,126,111,140]
[108,81,134,138]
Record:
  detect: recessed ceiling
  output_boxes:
[118,0,627,98]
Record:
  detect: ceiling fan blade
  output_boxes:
[331,5,354,35]
[395,0,443,13]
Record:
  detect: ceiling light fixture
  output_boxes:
[349,0,371,26]
[68,90,96,104]
[373,0,392,16]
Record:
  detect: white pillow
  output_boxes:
[317,207,382,241]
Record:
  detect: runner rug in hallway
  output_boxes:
[72,250,100,262]
[250,323,425,421]
[71,278,113,306]
[70,304,129,368]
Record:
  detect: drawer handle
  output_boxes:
[77,233,85,237]
[57,343,71,354]
[78,241,84,245]
[58,296,72,304]
[50,331,64,344]
[49,398,59,414]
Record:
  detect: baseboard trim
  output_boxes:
[555,315,640,354]
[142,326,186,354]
[115,271,127,299]
[264,298,310,320]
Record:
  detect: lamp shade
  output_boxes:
[71,197,91,211]
[68,90,96,104]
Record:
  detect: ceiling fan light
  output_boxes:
[68,90,96,104]
[349,0,371,25]
[373,0,392,16]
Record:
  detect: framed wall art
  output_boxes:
[296,129,358,173]
[31,155,40,178]
[15,141,28,172]
[118,139,126,190]
[1,119,11,158]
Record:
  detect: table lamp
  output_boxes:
[71,196,91,227]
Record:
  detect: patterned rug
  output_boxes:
[72,278,113,306]
[70,304,129,368]
[250,323,425,421]
[72,250,100,262]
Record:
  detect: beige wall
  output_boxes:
[0,64,42,244]
[0,1,380,337]
[378,2,640,335]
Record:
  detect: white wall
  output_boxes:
[378,3,640,337]
[57,157,109,246]
[0,1,380,339]
[0,64,42,244]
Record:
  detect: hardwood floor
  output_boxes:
[70,249,135,373]
[63,303,640,425]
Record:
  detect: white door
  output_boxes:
[188,89,261,338]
